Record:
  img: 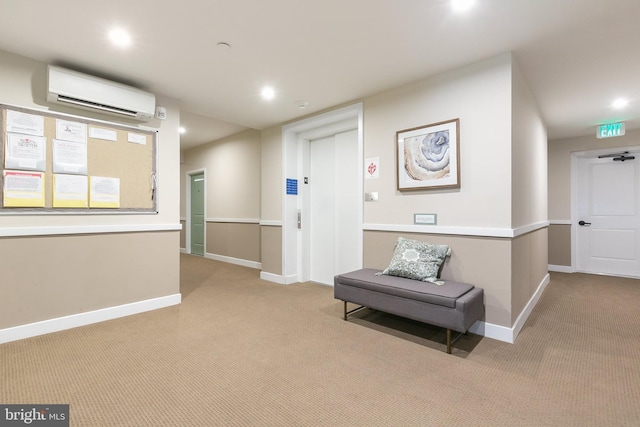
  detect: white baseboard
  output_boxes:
[512,273,551,340]
[469,321,514,343]
[283,274,299,284]
[469,273,551,344]
[549,264,573,273]
[258,272,299,285]
[204,253,261,270]
[0,294,182,344]
[260,271,287,284]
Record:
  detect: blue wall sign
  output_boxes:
[286,178,298,195]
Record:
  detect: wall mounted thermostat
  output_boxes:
[155,106,167,120]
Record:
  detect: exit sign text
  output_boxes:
[597,122,625,139]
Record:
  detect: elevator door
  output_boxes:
[307,130,360,285]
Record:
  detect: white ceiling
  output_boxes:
[0,0,638,150]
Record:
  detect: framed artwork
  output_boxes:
[396,118,460,191]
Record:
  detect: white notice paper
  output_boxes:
[89,127,117,142]
[6,110,45,136]
[5,133,47,171]
[128,132,147,145]
[55,174,88,199]
[56,119,87,143]
[52,139,88,175]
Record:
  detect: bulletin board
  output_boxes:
[0,104,157,214]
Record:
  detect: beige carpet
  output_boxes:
[1,254,639,426]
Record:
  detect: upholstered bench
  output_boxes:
[334,268,484,354]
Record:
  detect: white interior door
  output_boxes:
[576,152,640,277]
[306,129,360,285]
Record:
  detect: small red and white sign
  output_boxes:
[365,157,379,179]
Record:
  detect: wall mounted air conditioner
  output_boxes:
[47,65,156,121]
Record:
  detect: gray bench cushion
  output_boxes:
[334,268,474,309]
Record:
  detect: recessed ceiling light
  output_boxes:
[261,86,276,101]
[108,28,131,48]
[612,98,629,109]
[217,42,231,50]
[297,101,309,109]
[451,0,476,12]
[179,127,186,134]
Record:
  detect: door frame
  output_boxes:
[571,145,640,275]
[281,103,364,284]
[186,168,206,256]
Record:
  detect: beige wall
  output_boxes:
[260,225,282,275]
[0,49,181,333]
[511,57,548,228]
[511,228,548,324]
[206,222,260,262]
[0,232,179,329]
[181,129,261,219]
[260,126,283,222]
[257,126,283,276]
[549,224,571,266]
[509,57,549,323]
[363,53,513,229]
[180,220,186,249]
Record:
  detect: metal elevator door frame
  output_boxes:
[281,103,364,285]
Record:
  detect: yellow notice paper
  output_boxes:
[53,174,88,208]
[3,170,45,207]
[89,176,120,208]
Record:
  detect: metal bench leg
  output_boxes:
[446,329,467,354]
[342,301,366,320]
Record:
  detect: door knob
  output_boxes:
[578,220,591,226]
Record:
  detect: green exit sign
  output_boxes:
[597,122,625,139]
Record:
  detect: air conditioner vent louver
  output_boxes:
[56,95,139,117]
[47,65,156,121]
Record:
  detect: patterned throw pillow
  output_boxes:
[379,237,451,283]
